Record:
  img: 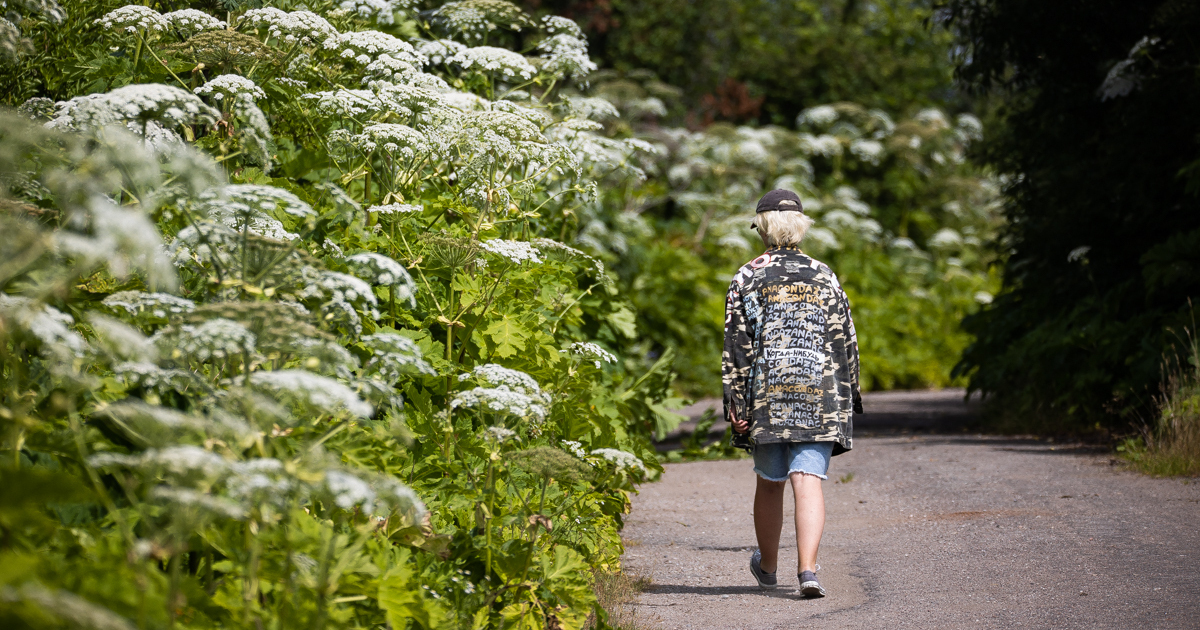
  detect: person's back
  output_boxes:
[723,189,863,597]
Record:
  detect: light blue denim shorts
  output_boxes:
[752,441,834,481]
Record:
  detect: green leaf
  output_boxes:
[482,316,529,358]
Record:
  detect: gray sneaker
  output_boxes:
[798,570,826,597]
[749,550,777,590]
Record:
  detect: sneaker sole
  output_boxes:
[800,581,826,597]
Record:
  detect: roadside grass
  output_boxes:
[1120,329,1200,477]
[588,569,654,629]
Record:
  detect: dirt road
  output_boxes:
[622,393,1200,629]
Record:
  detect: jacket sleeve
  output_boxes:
[722,280,752,423]
[838,285,864,414]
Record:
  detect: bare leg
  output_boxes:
[753,476,786,573]
[791,472,825,573]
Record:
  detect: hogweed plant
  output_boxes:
[0,2,673,629]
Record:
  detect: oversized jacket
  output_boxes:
[721,247,862,455]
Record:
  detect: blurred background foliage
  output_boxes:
[944,0,1200,433]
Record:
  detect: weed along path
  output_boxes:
[620,391,1200,629]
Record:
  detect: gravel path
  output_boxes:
[622,393,1200,629]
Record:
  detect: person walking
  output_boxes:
[723,189,863,598]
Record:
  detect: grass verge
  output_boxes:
[587,569,654,630]
[1120,330,1200,476]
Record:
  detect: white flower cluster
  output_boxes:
[560,439,587,459]
[563,96,620,122]
[90,445,229,477]
[459,363,543,396]
[327,30,425,67]
[194,75,266,102]
[300,268,378,334]
[152,486,247,519]
[569,342,616,368]
[590,448,645,472]
[537,33,596,80]
[157,317,256,361]
[849,139,884,165]
[364,54,418,82]
[798,104,838,127]
[49,84,218,132]
[479,238,542,264]
[433,0,532,41]
[89,314,157,363]
[351,123,431,160]
[0,294,88,359]
[360,332,435,382]
[452,387,547,423]
[451,46,536,81]
[417,38,466,65]
[103,291,195,321]
[339,0,414,25]
[240,8,337,46]
[541,15,583,39]
[369,202,423,215]
[346,252,416,304]
[801,133,842,158]
[195,185,312,241]
[250,369,373,417]
[95,5,169,34]
[483,426,518,443]
[162,9,227,37]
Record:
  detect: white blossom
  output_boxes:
[346,252,417,305]
[849,139,884,165]
[240,9,337,47]
[369,202,423,215]
[452,386,546,423]
[451,46,536,81]
[0,295,88,359]
[484,426,518,443]
[560,440,587,459]
[537,33,595,80]
[326,30,425,67]
[458,364,544,398]
[48,84,218,132]
[90,445,228,477]
[801,133,842,158]
[360,332,435,381]
[323,469,376,510]
[194,75,266,102]
[433,0,533,42]
[250,369,373,417]
[351,123,432,160]
[339,0,415,24]
[95,6,169,34]
[590,448,645,472]
[150,486,247,519]
[569,342,615,368]
[162,9,226,37]
[928,228,964,250]
[103,291,195,320]
[156,317,255,361]
[541,15,583,39]
[417,38,467,65]
[915,108,949,130]
[479,238,541,264]
[798,105,838,127]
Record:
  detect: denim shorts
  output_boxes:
[752,441,834,481]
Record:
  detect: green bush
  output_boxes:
[0,1,679,628]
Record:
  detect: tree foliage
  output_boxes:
[525,0,959,124]
[945,0,1200,429]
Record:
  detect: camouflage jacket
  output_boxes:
[722,247,862,455]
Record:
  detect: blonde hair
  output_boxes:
[755,210,814,247]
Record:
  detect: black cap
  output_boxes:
[755,189,804,214]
